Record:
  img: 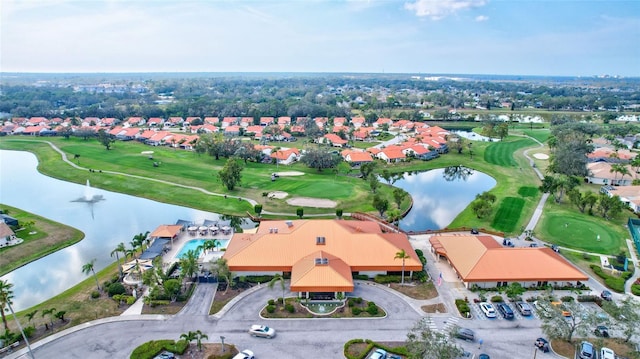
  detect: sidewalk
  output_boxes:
[120,287,149,316]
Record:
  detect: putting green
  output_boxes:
[539,215,622,254]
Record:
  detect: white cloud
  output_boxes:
[475,15,489,22]
[404,0,487,20]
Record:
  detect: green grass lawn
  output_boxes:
[491,197,525,233]
[536,200,628,254]
[484,137,538,167]
[521,129,550,143]
[517,186,539,197]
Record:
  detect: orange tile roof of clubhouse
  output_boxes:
[224,219,422,291]
[430,235,588,283]
[150,225,183,239]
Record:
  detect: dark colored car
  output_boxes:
[601,290,613,301]
[535,338,550,353]
[478,354,490,359]
[496,302,515,319]
[471,228,479,234]
[594,325,610,337]
[455,327,475,341]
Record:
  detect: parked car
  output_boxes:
[455,327,475,341]
[248,324,276,338]
[601,290,613,301]
[600,347,615,359]
[153,351,175,359]
[496,303,515,319]
[551,244,559,252]
[471,228,479,234]
[594,325,610,337]
[516,301,532,316]
[479,302,497,318]
[478,354,490,359]
[535,338,550,353]
[369,348,387,359]
[578,341,595,359]
[529,243,538,247]
[232,349,255,359]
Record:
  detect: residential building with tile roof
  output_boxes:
[429,234,588,288]
[224,219,422,295]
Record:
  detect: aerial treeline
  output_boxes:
[1,74,639,120]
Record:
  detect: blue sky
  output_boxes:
[1,0,639,76]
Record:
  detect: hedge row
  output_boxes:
[590,265,630,293]
[130,339,188,359]
[343,339,408,359]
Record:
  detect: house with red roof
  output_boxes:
[167,117,184,127]
[145,131,173,146]
[126,117,145,127]
[351,117,366,128]
[314,117,328,129]
[270,148,300,165]
[373,118,393,129]
[342,150,373,166]
[278,116,292,126]
[333,117,347,126]
[224,125,241,137]
[260,117,275,126]
[221,117,238,128]
[321,134,348,147]
[204,117,220,125]
[102,117,119,126]
[239,117,253,128]
[376,147,406,163]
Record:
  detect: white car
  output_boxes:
[249,324,276,338]
[233,349,255,359]
[479,302,497,318]
[600,347,615,359]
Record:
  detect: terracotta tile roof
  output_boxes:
[224,220,422,289]
[0,222,15,238]
[430,235,587,283]
[324,133,347,145]
[150,225,183,238]
[588,162,637,181]
[290,251,354,292]
[343,150,373,163]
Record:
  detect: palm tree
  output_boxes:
[41,308,56,330]
[111,242,126,278]
[212,258,233,294]
[268,274,286,303]
[179,250,199,281]
[0,280,14,331]
[394,249,411,285]
[179,331,197,352]
[197,239,219,255]
[82,258,101,292]
[194,330,208,351]
[25,310,38,326]
[54,310,66,322]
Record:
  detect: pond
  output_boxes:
[0,150,242,311]
[393,166,496,232]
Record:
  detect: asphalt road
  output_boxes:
[7,282,554,359]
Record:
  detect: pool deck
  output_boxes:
[160,229,234,270]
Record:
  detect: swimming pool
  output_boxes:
[176,238,230,259]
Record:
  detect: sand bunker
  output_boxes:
[533,153,549,160]
[275,171,305,176]
[268,191,289,199]
[286,197,337,208]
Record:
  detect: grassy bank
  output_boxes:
[0,204,84,276]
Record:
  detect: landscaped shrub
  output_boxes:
[561,296,575,302]
[268,299,275,306]
[90,291,100,299]
[130,339,180,359]
[352,274,369,280]
[148,300,170,307]
[632,284,640,296]
[108,282,126,297]
[577,295,601,304]
[352,307,362,315]
[354,297,363,304]
[23,326,35,338]
[348,298,355,307]
[366,305,379,315]
[266,305,276,313]
[490,295,503,302]
[455,299,471,317]
[373,274,401,284]
[368,301,376,308]
[590,265,629,292]
[285,303,295,313]
[244,275,274,284]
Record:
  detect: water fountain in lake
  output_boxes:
[71,180,105,203]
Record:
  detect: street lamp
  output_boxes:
[220,336,225,353]
[7,302,35,359]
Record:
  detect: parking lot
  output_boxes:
[471,302,540,321]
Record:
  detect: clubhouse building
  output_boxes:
[429,234,588,289]
[223,219,422,298]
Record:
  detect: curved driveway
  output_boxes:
[8,281,548,359]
